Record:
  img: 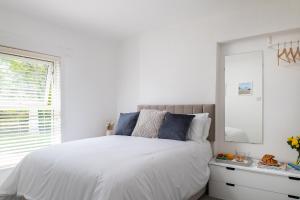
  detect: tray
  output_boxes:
[215,157,253,167]
[257,161,287,171]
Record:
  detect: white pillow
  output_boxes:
[187,113,209,143]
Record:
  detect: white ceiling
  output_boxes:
[0,0,296,39]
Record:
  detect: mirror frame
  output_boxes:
[224,50,264,144]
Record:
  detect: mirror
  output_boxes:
[225,51,263,144]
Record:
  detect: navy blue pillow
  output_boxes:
[115,112,140,136]
[158,112,195,141]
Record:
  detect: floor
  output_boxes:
[201,195,219,200]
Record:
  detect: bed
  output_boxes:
[0,104,215,200]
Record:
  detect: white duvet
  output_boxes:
[0,135,212,200]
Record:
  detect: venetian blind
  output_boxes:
[0,47,61,169]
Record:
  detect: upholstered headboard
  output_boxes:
[137,104,215,142]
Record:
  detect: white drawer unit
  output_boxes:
[209,159,300,200]
[209,180,296,200]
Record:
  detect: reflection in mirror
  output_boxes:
[225,51,263,144]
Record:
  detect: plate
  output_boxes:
[257,161,287,171]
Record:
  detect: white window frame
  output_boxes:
[0,45,61,169]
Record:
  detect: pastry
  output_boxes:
[261,154,279,166]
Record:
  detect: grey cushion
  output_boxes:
[115,112,140,136]
[158,112,195,141]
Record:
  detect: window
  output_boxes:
[0,46,61,169]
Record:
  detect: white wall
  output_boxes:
[117,2,300,162]
[116,37,140,113]
[0,9,119,142]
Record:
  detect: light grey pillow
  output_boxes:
[132,109,166,138]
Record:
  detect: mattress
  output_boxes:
[0,135,212,200]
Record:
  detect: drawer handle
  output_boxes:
[288,195,300,199]
[289,176,300,181]
[226,167,235,171]
[226,183,235,187]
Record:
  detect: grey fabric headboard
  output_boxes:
[137,104,215,142]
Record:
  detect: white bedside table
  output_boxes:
[209,158,300,200]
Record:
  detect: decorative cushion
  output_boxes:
[158,113,195,141]
[132,109,166,138]
[115,112,140,136]
[187,113,209,143]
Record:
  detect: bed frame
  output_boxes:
[138,104,215,200]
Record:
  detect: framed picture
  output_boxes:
[238,82,253,95]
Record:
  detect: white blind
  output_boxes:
[0,49,61,169]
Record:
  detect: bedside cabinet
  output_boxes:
[209,159,300,200]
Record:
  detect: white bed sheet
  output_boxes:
[0,135,212,200]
